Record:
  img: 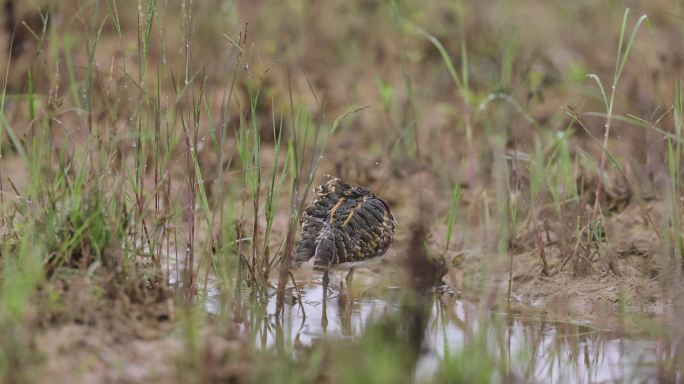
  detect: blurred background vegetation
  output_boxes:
[0,0,683,383]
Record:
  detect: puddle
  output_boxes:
[194,271,675,383]
[161,249,675,384]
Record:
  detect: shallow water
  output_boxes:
[198,270,676,384]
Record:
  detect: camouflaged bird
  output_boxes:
[294,177,396,271]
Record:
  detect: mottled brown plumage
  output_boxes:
[294,177,396,271]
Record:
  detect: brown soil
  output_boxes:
[444,200,680,330]
[2,0,684,381]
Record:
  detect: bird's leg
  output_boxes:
[321,268,329,330]
[323,268,330,295]
[345,266,355,290]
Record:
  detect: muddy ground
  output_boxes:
[26,180,683,383]
[1,0,684,382]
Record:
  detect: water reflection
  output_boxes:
[202,275,677,383]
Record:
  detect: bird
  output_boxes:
[293,177,396,298]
